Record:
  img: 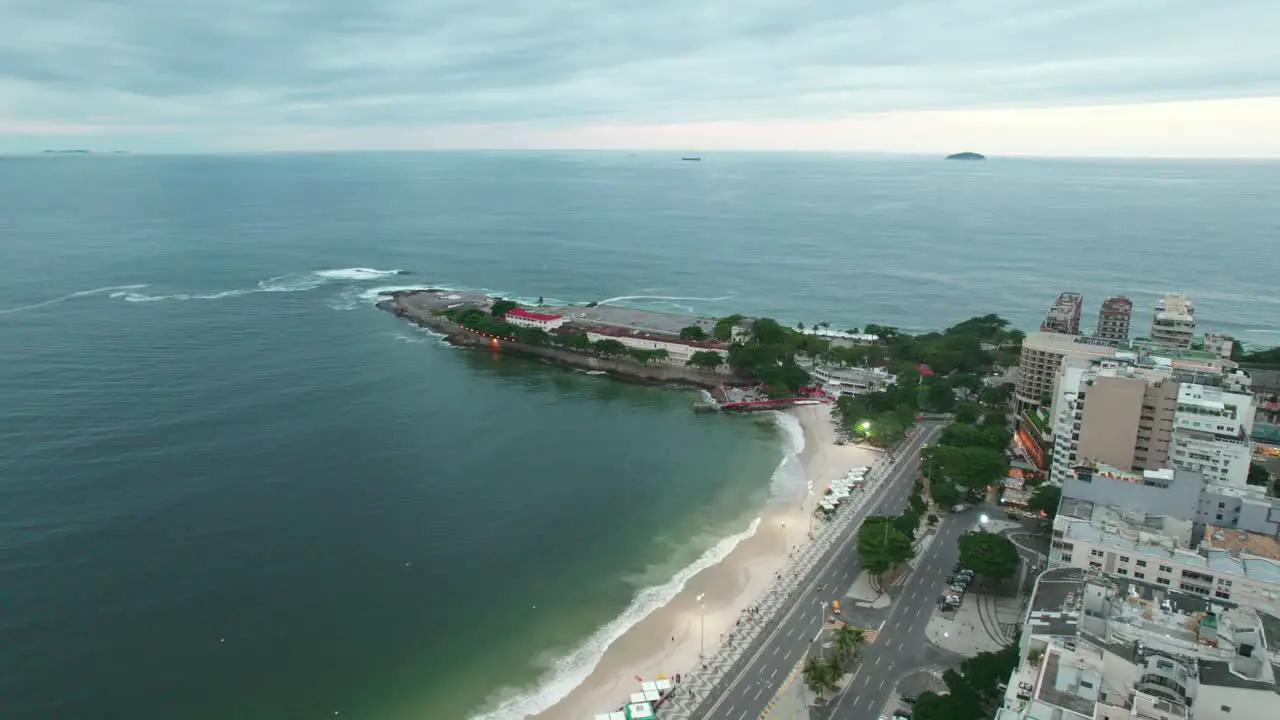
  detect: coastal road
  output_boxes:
[826,514,968,719]
[694,423,945,720]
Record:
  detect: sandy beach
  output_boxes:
[534,403,881,720]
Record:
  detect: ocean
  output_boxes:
[1,152,1277,720]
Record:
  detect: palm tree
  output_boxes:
[802,655,837,701]
[832,623,867,663]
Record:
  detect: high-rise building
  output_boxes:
[1203,332,1235,360]
[1016,332,1118,411]
[1041,292,1084,335]
[1094,295,1133,344]
[1048,356,1255,487]
[1151,293,1196,348]
[1048,360,1179,484]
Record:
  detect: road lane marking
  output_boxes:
[737,710,748,720]
[875,656,882,665]
[772,645,780,656]
[753,687,764,701]
[694,426,940,717]
[879,678,886,690]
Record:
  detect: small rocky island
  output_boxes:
[945,152,985,160]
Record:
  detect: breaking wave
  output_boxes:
[467,412,804,720]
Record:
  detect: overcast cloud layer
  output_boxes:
[2,0,1279,154]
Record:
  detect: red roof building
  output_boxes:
[504,307,566,329]
[917,363,935,376]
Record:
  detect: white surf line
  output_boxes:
[695,425,938,718]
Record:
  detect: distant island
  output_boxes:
[42,149,92,154]
[946,152,985,161]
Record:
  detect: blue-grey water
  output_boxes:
[1,153,1277,720]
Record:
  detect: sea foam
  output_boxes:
[467,413,805,720]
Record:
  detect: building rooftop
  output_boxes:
[506,307,563,322]
[550,303,716,338]
[1060,516,1280,584]
[1202,525,1280,562]
[578,323,728,350]
[1027,568,1086,637]
[1024,331,1120,354]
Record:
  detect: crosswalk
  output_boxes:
[819,623,881,645]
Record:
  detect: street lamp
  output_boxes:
[696,593,706,659]
[979,513,990,527]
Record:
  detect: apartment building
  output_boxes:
[1048,361,1179,484]
[1151,294,1197,349]
[1043,292,1086,335]
[1202,333,1235,360]
[1096,296,1134,345]
[996,568,1277,720]
[1016,332,1119,411]
[810,364,896,397]
[1048,356,1255,487]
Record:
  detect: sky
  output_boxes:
[2,0,1279,156]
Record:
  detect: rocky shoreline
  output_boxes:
[376,289,743,391]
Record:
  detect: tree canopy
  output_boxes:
[489,299,518,318]
[679,325,708,340]
[1027,485,1062,518]
[591,339,628,358]
[930,480,961,508]
[922,445,1008,491]
[857,515,916,574]
[1247,462,1273,487]
[938,423,1011,452]
[713,314,744,342]
[686,350,725,370]
[911,645,1019,720]
[958,531,1021,580]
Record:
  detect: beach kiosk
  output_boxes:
[624,702,654,720]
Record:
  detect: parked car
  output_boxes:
[902,696,918,704]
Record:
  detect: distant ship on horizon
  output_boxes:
[681,156,703,161]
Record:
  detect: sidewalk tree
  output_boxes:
[923,445,1007,492]
[802,655,839,701]
[958,531,1021,581]
[930,481,960,508]
[832,624,866,663]
[1028,485,1062,518]
[552,331,590,350]
[514,327,550,346]
[857,516,915,574]
[713,314,744,342]
[979,385,1011,407]
[954,402,981,424]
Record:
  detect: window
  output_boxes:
[1157,659,1174,671]
[1090,561,1103,570]
[1215,590,1231,599]
[1134,572,1145,579]
[1159,565,1173,573]
[1222,706,1232,713]
[1080,680,1094,689]
[1137,560,1148,567]
[1118,568,1129,575]
[1091,549,1104,557]
[1120,556,1130,563]
[1157,577,1171,585]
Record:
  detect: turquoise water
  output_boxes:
[1,153,1277,720]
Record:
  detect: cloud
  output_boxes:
[1,0,1278,153]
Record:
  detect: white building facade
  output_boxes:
[504,308,568,330]
[584,330,728,366]
[1171,383,1254,487]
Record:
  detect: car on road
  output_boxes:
[951,503,969,512]
[832,600,842,615]
[901,695,918,704]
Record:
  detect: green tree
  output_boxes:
[802,655,839,701]
[954,402,981,424]
[832,624,865,663]
[591,339,628,358]
[713,314,744,342]
[514,327,550,346]
[924,380,957,413]
[490,299,518,318]
[931,481,961,508]
[857,516,915,574]
[923,445,1008,492]
[1027,485,1062,518]
[958,531,1021,581]
[628,348,669,365]
[552,331,590,350]
[679,325,708,340]
[979,385,1012,407]
[938,423,1010,452]
[950,373,984,399]
[1247,462,1272,486]
[687,350,725,370]
[982,408,1008,428]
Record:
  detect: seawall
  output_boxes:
[377,291,744,389]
